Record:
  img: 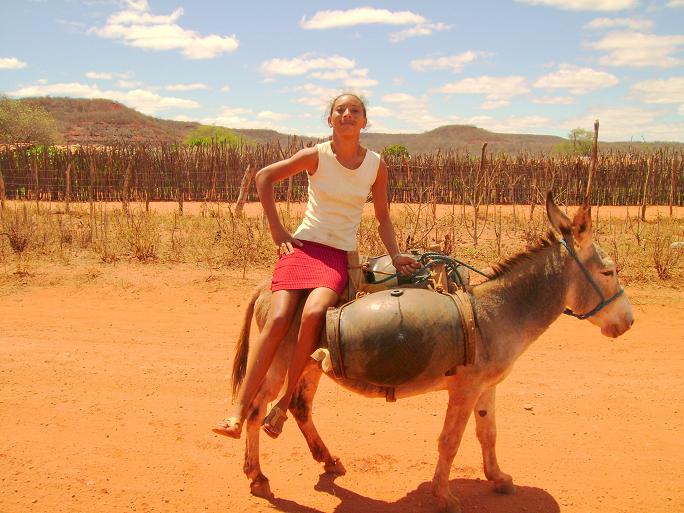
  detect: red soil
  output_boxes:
[1,260,682,513]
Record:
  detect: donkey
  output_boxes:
[225,193,634,513]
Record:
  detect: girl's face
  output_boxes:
[328,95,367,133]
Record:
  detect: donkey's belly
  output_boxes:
[325,289,467,387]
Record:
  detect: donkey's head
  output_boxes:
[546,192,634,338]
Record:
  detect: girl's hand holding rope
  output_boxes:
[392,253,422,276]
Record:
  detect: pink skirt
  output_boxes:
[271,240,348,296]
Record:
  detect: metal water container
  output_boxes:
[325,288,472,387]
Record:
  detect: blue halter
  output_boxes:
[559,239,624,320]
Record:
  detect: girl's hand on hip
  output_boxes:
[274,232,303,256]
[392,253,421,276]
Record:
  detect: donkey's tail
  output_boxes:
[231,286,261,400]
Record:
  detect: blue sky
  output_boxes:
[2,0,683,141]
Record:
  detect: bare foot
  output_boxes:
[212,416,242,439]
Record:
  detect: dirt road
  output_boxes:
[1,263,682,513]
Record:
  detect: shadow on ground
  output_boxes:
[267,473,559,513]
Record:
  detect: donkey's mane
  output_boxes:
[488,230,560,279]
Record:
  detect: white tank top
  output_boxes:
[293,141,380,251]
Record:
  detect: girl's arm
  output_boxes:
[256,146,318,253]
[371,159,422,276]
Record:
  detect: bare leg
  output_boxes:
[263,286,339,438]
[473,386,514,494]
[214,289,304,438]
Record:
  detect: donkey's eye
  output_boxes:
[601,270,615,277]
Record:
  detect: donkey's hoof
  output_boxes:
[324,457,346,476]
[250,475,273,499]
[493,477,515,495]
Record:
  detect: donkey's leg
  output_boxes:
[432,385,481,513]
[289,364,346,475]
[243,364,288,499]
[243,400,271,498]
[473,386,515,494]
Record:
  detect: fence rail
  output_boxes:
[0,143,681,207]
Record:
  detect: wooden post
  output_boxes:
[64,162,71,214]
[585,120,599,207]
[33,158,40,212]
[235,164,256,217]
[178,166,184,216]
[122,161,132,213]
[89,158,96,241]
[640,157,652,222]
[670,156,676,217]
[286,176,293,215]
[0,166,5,210]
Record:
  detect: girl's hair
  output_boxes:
[328,93,367,117]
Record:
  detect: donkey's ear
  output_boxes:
[546,191,572,238]
[572,205,593,248]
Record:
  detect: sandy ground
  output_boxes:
[1,261,683,513]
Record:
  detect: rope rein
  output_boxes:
[369,252,491,288]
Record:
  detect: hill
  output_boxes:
[22,97,683,153]
[24,97,199,145]
[360,125,566,154]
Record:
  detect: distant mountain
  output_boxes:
[24,97,683,153]
[24,97,199,145]
[360,125,566,154]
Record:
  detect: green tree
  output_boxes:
[184,125,241,147]
[382,144,410,159]
[0,95,62,145]
[553,128,593,156]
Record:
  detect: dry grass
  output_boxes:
[0,200,682,288]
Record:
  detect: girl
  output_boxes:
[213,93,420,439]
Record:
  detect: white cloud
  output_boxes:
[561,106,684,141]
[308,67,378,88]
[164,83,208,91]
[368,106,393,117]
[261,54,355,77]
[667,0,684,6]
[90,0,238,59]
[679,104,684,115]
[630,77,684,103]
[85,71,130,80]
[433,76,530,110]
[534,64,619,94]
[479,115,552,133]
[257,111,289,121]
[7,81,199,114]
[310,70,349,81]
[379,93,446,131]
[118,79,143,89]
[290,83,342,109]
[589,31,684,68]
[584,17,654,30]
[433,76,529,97]
[532,95,575,104]
[300,8,426,29]
[221,85,231,92]
[481,99,511,110]
[410,51,482,72]
[202,107,298,132]
[345,76,378,88]
[389,22,451,43]
[516,0,637,10]
[0,57,28,69]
